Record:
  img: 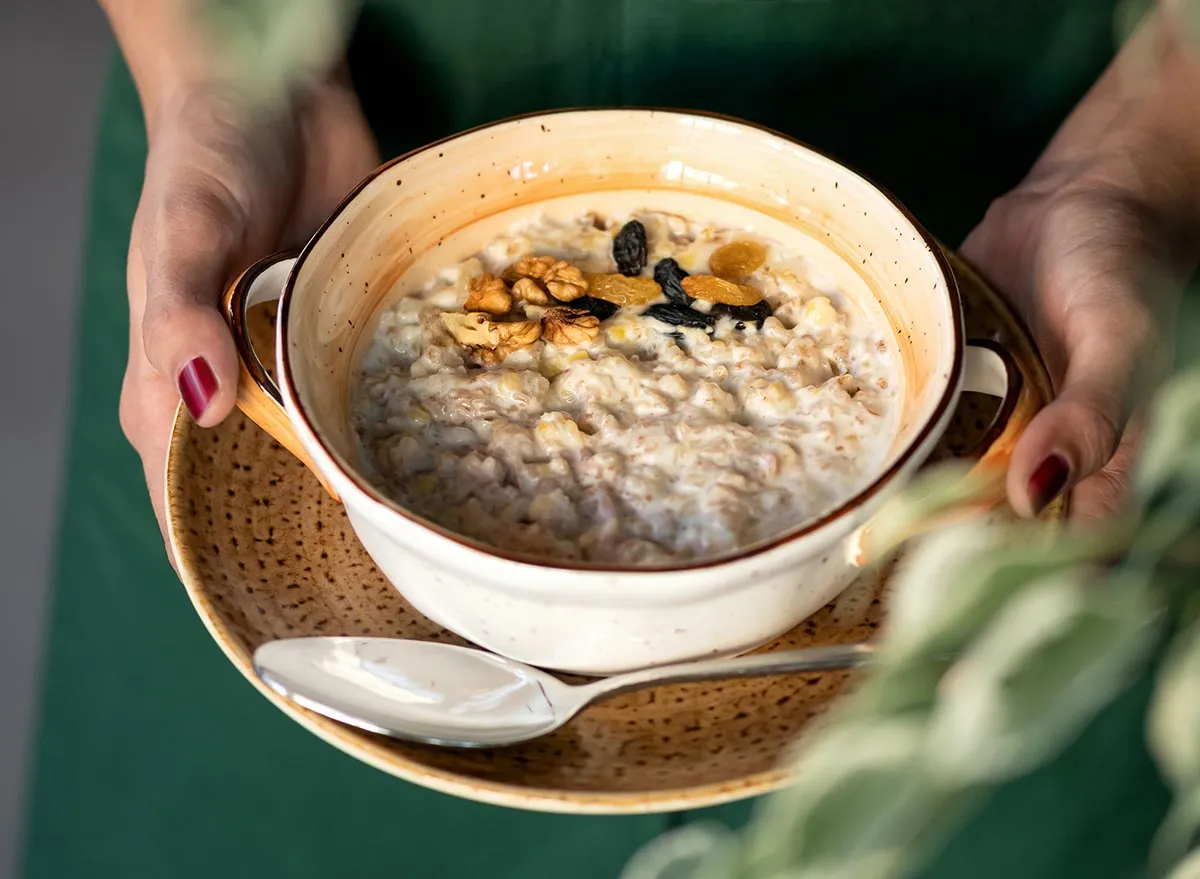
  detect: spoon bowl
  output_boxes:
[254,637,876,748]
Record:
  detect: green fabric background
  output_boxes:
[20,2,1174,876]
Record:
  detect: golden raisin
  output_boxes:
[680,275,763,306]
[586,273,662,306]
[708,240,768,280]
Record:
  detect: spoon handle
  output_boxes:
[583,642,877,702]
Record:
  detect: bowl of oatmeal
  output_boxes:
[220,109,1034,674]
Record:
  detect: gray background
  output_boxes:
[0,1,112,876]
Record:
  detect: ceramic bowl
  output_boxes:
[219,109,1037,675]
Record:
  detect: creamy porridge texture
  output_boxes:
[351,210,898,564]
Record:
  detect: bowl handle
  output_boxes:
[848,275,1043,566]
[221,251,341,501]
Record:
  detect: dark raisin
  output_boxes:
[613,220,648,276]
[713,300,773,329]
[653,258,692,306]
[575,296,620,321]
[642,303,716,331]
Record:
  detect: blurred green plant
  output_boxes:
[188,0,359,106]
[621,361,1200,879]
[1165,0,1200,42]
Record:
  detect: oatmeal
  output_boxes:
[351,209,898,564]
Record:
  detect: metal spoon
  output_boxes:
[253,636,876,748]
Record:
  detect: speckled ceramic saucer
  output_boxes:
[166,251,1059,814]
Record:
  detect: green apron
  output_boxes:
[22,2,1171,876]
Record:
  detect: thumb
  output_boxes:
[139,182,246,427]
[1005,315,1146,517]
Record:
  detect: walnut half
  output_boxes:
[508,255,588,302]
[511,277,552,306]
[496,319,542,350]
[475,320,543,364]
[542,261,588,301]
[508,255,556,282]
[464,273,513,315]
[441,312,541,363]
[441,312,501,347]
[542,306,600,346]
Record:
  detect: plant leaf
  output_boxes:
[740,719,941,877]
[884,518,1124,662]
[1149,615,1200,791]
[620,824,740,879]
[1165,846,1200,879]
[191,0,358,107]
[926,569,1159,785]
[1137,369,1200,504]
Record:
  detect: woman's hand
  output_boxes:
[961,5,1200,520]
[961,170,1169,520]
[118,79,379,553]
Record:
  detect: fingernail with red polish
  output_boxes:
[1029,453,1070,514]
[178,357,218,420]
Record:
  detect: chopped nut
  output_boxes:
[542,306,601,346]
[508,256,588,301]
[680,274,763,306]
[535,412,586,451]
[586,273,662,306]
[539,353,569,378]
[470,348,503,366]
[441,312,500,347]
[802,296,838,329]
[658,373,689,399]
[464,273,513,315]
[497,373,525,393]
[511,277,551,306]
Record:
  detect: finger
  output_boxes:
[1005,305,1150,516]
[285,83,381,242]
[1070,419,1141,521]
[121,238,185,570]
[139,174,246,427]
[121,363,183,573]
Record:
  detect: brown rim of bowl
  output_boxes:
[277,107,965,575]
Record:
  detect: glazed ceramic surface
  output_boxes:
[169,253,1058,812]
[222,109,1037,674]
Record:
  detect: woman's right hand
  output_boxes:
[118,78,379,557]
